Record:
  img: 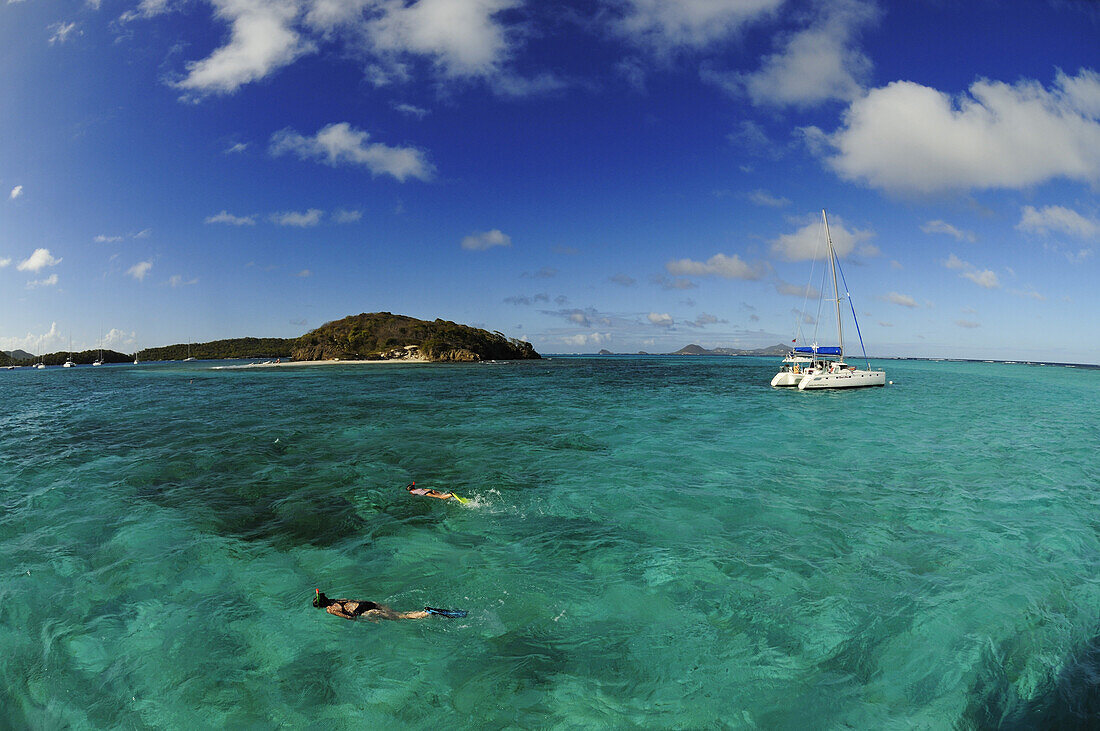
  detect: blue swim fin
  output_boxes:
[425,606,467,618]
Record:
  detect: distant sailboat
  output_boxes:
[183,342,196,361]
[771,210,885,390]
[93,341,104,366]
[63,338,75,367]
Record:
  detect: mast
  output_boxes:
[823,210,843,359]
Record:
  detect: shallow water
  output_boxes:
[1,356,1097,727]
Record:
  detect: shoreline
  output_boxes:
[211,357,428,370]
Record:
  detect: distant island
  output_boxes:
[2,313,540,366]
[670,343,790,356]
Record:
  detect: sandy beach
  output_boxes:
[210,357,428,370]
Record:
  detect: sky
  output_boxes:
[1,0,1098,363]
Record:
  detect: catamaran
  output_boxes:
[771,210,885,390]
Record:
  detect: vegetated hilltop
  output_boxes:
[137,338,294,362]
[292,312,540,362]
[5,349,133,366]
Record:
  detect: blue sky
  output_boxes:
[1,0,1098,362]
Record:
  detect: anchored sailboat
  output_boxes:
[771,210,885,390]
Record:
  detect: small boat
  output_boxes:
[771,210,885,390]
[63,338,75,367]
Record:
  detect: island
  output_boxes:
[670,343,790,356]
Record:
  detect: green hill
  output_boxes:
[292,312,540,362]
[136,338,294,362]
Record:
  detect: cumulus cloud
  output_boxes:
[175,0,313,97]
[651,274,697,290]
[103,328,136,347]
[943,253,999,289]
[18,248,62,272]
[205,210,257,226]
[562,332,610,347]
[775,280,819,298]
[823,69,1100,194]
[882,291,918,308]
[921,219,976,243]
[741,0,878,108]
[666,252,761,279]
[1016,205,1099,238]
[9,185,23,200]
[27,273,59,288]
[461,229,511,251]
[770,214,872,261]
[270,122,433,182]
[647,312,673,327]
[394,103,429,118]
[364,0,519,78]
[271,208,323,227]
[616,0,784,50]
[128,260,153,280]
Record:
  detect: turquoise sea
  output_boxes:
[2,356,1098,728]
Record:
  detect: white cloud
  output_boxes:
[18,248,62,272]
[921,220,976,243]
[647,312,673,327]
[103,328,136,347]
[364,0,518,78]
[27,273,59,288]
[9,185,23,200]
[205,210,256,226]
[883,292,918,308]
[824,69,1100,194]
[0,322,62,354]
[562,332,610,347]
[666,252,760,279]
[0,258,10,268]
[610,273,636,286]
[394,103,430,118]
[955,320,981,329]
[616,0,783,49]
[168,275,198,287]
[175,0,313,97]
[775,280,819,298]
[95,234,124,243]
[295,268,312,277]
[133,228,152,239]
[748,189,789,207]
[270,122,433,182]
[963,269,1000,289]
[461,229,511,251]
[332,208,363,223]
[120,0,172,22]
[225,142,249,154]
[770,214,872,261]
[128,260,153,280]
[1016,205,1099,238]
[49,21,81,45]
[741,0,878,108]
[271,208,323,227]
[942,253,999,289]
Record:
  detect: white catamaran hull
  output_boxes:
[770,371,806,387]
[798,368,886,390]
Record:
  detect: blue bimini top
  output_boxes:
[794,346,842,356]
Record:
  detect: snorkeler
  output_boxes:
[405,482,455,500]
[313,589,466,621]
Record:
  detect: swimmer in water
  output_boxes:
[405,482,455,500]
[313,590,466,620]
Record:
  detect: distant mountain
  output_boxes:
[597,349,613,355]
[670,343,790,356]
[4,349,34,360]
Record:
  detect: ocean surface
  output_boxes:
[1,356,1097,728]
